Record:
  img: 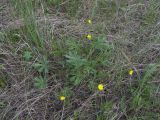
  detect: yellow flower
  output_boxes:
[98,84,104,91]
[59,96,65,101]
[86,34,92,40]
[87,19,92,24]
[129,69,134,75]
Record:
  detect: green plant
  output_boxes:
[51,40,65,57]
[130,63,159,111]
[90,36,113,66]
[65,51,87,69]
[142,0,159,25]
[65,51,88,85]
[88,80,96,91]
[0,78,6,89]
[33,57,49,73]
[23,51,32,61]
[60,87,73,97]
[58,87,73,105]
[12,0,45,50]
[0,100,7,109]
[34,76,47,89]
[66,38,82,51]
[64,36,113,85]
[70,71,85,85]
[0,64,4,69]
[92,0,118,19]
[5,29,21,43]
[96,101,115,120]
[45,0,81,17]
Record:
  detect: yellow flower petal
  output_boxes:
[60,96,65,101]
[98,84,104,91]
[129,69,133,75]
[86,34,92,40]
[87,19,92,24]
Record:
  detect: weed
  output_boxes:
[23,51,32,61]
[143,0,160,25]
[130,63,159,112]
[12,0,45,50]
[65,51,87,69]
[0,100,7,109]
[88,80,96,91]
[96,101,115,120]
[64,36,113,85]
[33,56,49,73]
[5,29,21,43]
[34,76,47,89]
[0,78,6,89]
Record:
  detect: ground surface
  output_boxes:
[0,0,160,120]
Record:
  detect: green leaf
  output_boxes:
[34,76,47,89]
[23,51,32,61]
[70,74,83,85]
[65,51,87,69]
[33,57,49,73]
